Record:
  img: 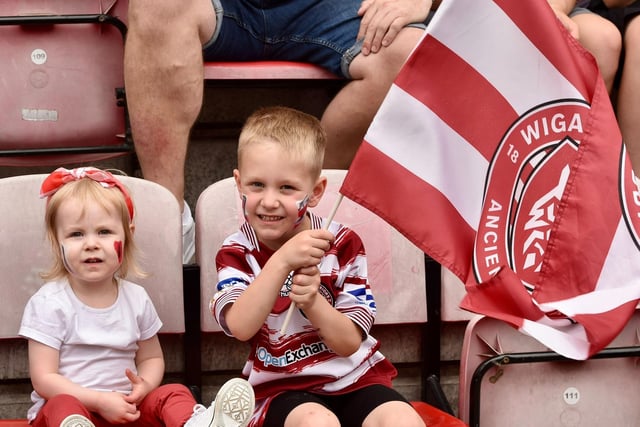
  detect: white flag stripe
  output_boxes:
[537,283,640,316]
[596,218,640,291]
[521,318,590,360]
[430,0,584,114]
[366,85,487,229]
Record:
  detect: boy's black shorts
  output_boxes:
[262,384,412,427]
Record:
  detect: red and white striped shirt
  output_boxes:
[212,211,397,422]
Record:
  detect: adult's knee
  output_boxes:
[127,0,169,34]
[624,15,640,46]
[128,0,215,44]
[349,27,423,81]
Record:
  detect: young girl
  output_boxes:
[19,167,254,427]
[211,107,426,427]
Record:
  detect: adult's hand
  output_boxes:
[358,0,432,55]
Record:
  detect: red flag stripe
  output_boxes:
[395,35,517,161]
[537,80,624,301]
[340,143,475,278]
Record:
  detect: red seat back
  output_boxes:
[0,0,131,166]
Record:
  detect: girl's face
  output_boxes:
[55,196,127,289]
[234,141,324,250]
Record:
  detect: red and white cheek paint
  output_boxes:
[114,240,123,264]
[294,195,310,226]
[241,194,249,222]
[61,244,74,274]
[240,193,309,226]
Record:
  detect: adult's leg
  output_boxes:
[618,14,640,175]
[124,0,216,205]
[572,12,622,93]
[322,27,424,169]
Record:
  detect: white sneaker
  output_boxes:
[185,403,215,427]
[212,378,254,427]
[182,201,195,264]
[59,414,94,427]
[185,378,255,427]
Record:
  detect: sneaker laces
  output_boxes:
[184,403,213,427]
[191,404,207,417]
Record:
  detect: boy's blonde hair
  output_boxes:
[42,178,143,281]
[238,106,327,178]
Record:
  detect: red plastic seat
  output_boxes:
[203,61,339,80]
[0,421,29,427]
[0,0,131,166]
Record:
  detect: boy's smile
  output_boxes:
[235,140,323,249]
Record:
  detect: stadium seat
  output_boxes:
[0,0,131,165]
[0,0,343,168]
[202,61,339,80]
[458,312,640,426]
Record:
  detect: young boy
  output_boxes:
[211,106,426,427]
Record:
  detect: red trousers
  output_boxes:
[31,384,197,427]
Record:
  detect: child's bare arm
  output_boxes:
[28,339,140,423]
[126,335,165,405]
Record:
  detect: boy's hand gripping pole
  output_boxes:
[280,194,344,334]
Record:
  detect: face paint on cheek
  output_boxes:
[241,194,249,222]
[60,244,74,274]
[114,240,123,264]
[294,195,310,226]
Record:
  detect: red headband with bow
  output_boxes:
[40,167,134,221]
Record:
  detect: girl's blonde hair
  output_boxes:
[42,178,144,281]
[238,106,327,178]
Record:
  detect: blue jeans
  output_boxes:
[204,0,425,78]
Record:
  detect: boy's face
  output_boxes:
[55,196,127,289]
[234,140,325,250]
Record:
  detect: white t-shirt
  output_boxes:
[19,278,162,421]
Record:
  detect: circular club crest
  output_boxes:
[620,146,640,251]
[473,100,589,288]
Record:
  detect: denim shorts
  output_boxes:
[204,0,426,78]
[569,6,591,17]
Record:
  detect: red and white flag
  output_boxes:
[340,0,640,359]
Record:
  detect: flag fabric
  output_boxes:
[340,0,640,359]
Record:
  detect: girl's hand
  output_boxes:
[123,369,151,406]
[96,391,140,424]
